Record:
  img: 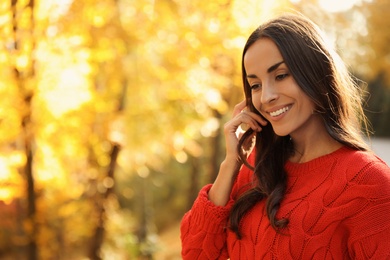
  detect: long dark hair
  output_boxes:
[229,14,370,239]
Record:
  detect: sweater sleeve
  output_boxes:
[346,159,390,259]
[180,184,233,260]
[180,152,256,260]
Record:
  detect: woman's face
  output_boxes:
[243,38,318,137]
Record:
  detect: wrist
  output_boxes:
[222,156,241,170]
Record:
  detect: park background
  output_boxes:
[0,0,389,259]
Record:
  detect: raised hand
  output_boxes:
[208,100,267,206]
[223,100,267,167]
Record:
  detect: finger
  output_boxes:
[245,111,268,126]
[233,100,247,117]
[238,116,262,133]
[233,101,267,127]
[238,109,268,130]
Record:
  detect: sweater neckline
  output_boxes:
[285,146,350,176]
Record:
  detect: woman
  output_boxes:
[180,14,390,259]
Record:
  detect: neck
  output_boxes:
[289,118,342,163]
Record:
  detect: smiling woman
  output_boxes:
[180,13,390,260]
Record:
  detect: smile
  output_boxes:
[269,106,290,117]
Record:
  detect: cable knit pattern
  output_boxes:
[181,147,390,259]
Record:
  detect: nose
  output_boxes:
[261,82,278,104]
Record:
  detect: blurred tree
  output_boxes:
[355,0,390,135]
[355,0,390,85]
[365,73,390,136]
[9,0,38,258]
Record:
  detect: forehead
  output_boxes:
[243,38,283,73]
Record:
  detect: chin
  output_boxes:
[272,127,291,137]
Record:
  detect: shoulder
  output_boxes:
[338,148,390,186]
[330,149,390,212]
[340,150,390,253]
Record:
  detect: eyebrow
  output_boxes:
[246,61,285,79]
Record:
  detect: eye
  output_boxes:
[250,84,262,91]
[276,73,289,81]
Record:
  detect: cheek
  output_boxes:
[298,92,316,113]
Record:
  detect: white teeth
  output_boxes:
[270,106,289,117]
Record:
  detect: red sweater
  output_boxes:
[181,147,390,259]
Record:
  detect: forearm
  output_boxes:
[209,100,264,206]
[208,158,241,206]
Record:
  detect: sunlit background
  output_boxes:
[0,0,389,259]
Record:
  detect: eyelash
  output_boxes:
[276,73,289,80]
[250,84,261,91]
[250,73,289,91]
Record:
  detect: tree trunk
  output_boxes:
[87,0,130,255]
[88,144,120,260]
[11,0,38,259]
[88,80,126,259]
